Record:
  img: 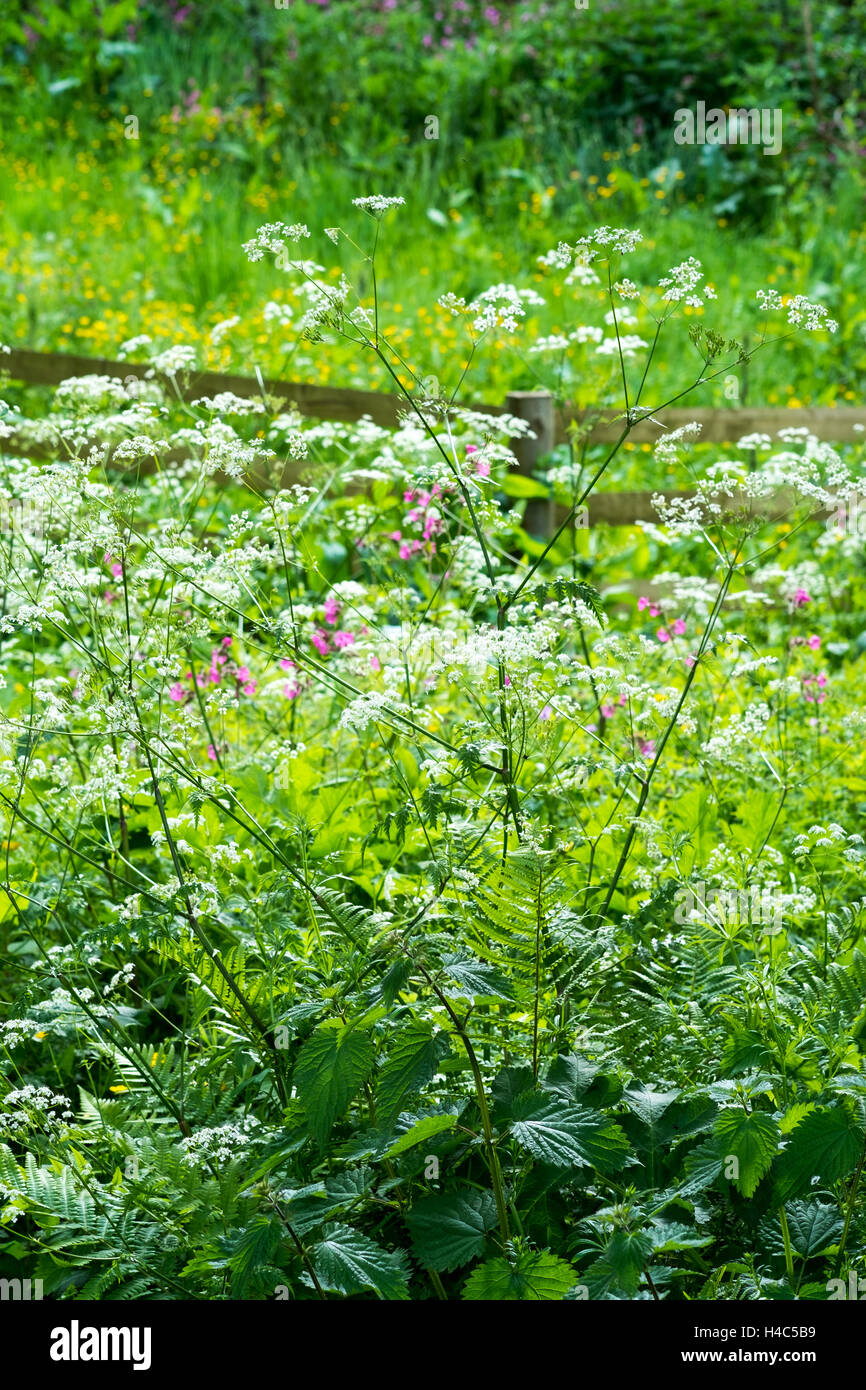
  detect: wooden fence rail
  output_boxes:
[3,348,864,528]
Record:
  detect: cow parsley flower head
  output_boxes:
[242,222,310,262]
[574,226,643,260]
[658,257,715,307]
[352,196,406,217]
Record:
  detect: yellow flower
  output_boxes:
[109,1085,130,1094]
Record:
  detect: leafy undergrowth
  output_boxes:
[1,215,866,1300]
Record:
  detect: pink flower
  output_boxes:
[283,683,299,699]
[168,682,186,702]
[685,655,696,669]
[639,740,656,758]
[807,634,821,650]
[601,703,615,718]
[817,672,827,688]
[334,631,355,649]
[207,744,217,761]
[504,674,512,687]
[399,543,412,560]
[311,629,330,656]
[618,693,628,706]
[279,658,295,671]
[242,680,257,697]
[792,588,811,607]
[475,459,491,477]
[657,628,670,643]
[236,666,251,683]
[465,445,478,454]
[324,596,340,625]
[671,618,687,636]
[539,705,552,720]
[370,655,381,672]
[637,595,650,610]
[111,562,123,579]
[221,636,232,649]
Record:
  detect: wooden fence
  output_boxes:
[3,348,864,529]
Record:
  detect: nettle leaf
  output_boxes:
[679,1138,725,1196]
[463,1248,578,1301]
[407,1190,498,1271]
[603,1229,654,1295]
[510,1097,628,1172]
[294,1019,375,1145]
[440,952,513,1002]
[376,1022,451,1128]
[649,1219,713,1254]
[772,1106,864,1205]
[759,1201,843,1260]
[383,1112,459,1158]
[310,1223,409,1300]
[714,1110,780,1197]
[541,1054,601,1102]
[623,1085,681,1125]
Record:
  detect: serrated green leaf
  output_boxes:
[376,1023,450,1128]
[383,1112,458,1158]
[463,1248,578,1300]
[715,1110,780,1197]
[407,1190,497,1271]
[440,953,513,1002]
[311,1223,409,1300]
[510,1097,628,1172]
[294,1019,375,1146]
[772,1106,863,1205]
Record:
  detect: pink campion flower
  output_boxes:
[639,740,656,758]
[283,683,299,699]
[792,588,811,607]
[279,658,295,671]
[103,590,117,604]
[601,703,616,718]
[671,618,687,636]
[399,542,411,560]
[807,634,821,650]
[221,636,232,649]
[370,655,381,672]
[242,680,257,697]
[168,682,186,702]
[475,458,491,477]
[504,674,512,686]
[207,744,218,761]
[403,489,416,503]
[466,445,478,455]
[323,595,340,625]
[311,629,330,656]
[637,595,650,610]
[390,530,402,543]
[618,693,628,705]
[334,631,355,649]
[657,628,670,643]
[685,655,696,669]
[236,666,251,683]
[817,672,827,687]
[110,561,123,579]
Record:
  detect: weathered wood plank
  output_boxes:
[5,348,863,442]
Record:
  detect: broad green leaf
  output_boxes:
[407,1190,497,1271]
[463,1248,578,1301]
[294,1019,374,1145]
[440,953,513,1002]
[311,1223,409,1300]
[376,1023,450,1127]
[680,1138,725,1196]
[604,1229,654,1295]
[715,1110,780,1197]
[785,1201,844,1257]
[772,1106,864,1205]
[510,1097,628,1172]
[384,1112,458,1158]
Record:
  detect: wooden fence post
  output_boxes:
[505,390,556,536]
